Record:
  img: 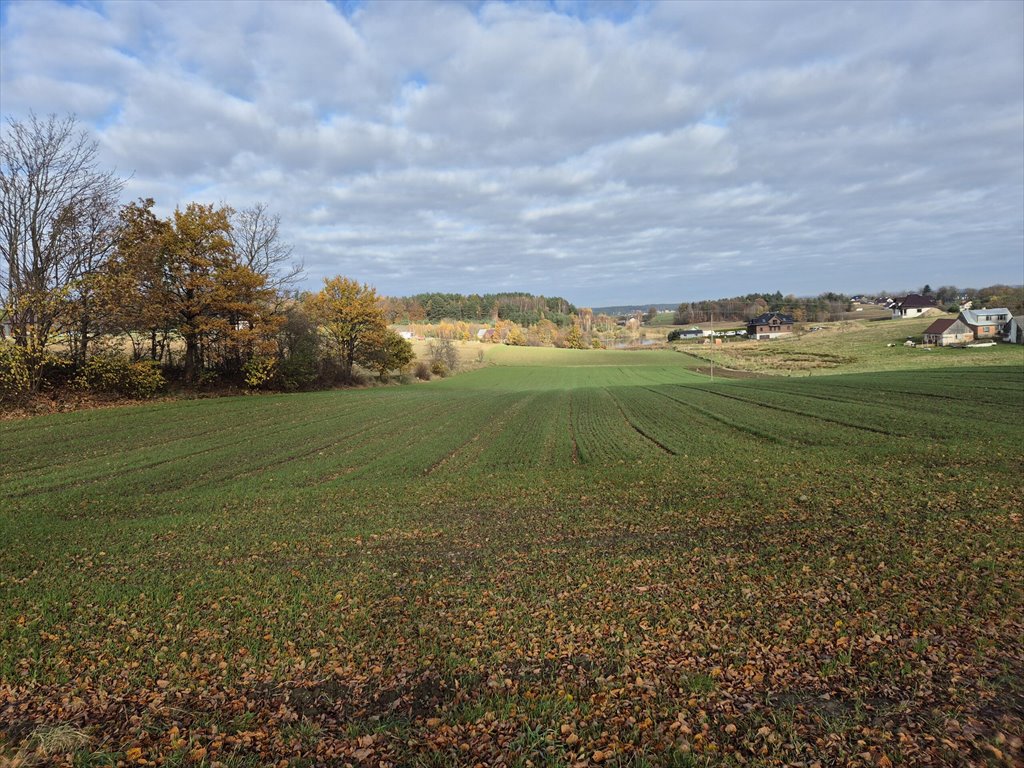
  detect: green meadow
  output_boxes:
[2,348,1022,766]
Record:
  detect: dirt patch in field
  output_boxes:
[282,672,455,721]
[0,392,180,420]
[691,365,772,379]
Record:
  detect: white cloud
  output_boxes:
[1,0,1021,305]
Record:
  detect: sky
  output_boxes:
[1,0,1022,306]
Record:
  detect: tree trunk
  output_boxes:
[344,342,355,382]
[78,314,91,366]
[184,333,201,385]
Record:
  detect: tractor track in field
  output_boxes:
[568,392,580,465]
[675,385,905,438]
[423,394,536,476]
[604,388,676,456]
[641,386,794,446]
[6,399,375,480]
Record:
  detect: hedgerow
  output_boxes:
[74,354,165,398]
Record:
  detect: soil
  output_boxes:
[691,365,772,379]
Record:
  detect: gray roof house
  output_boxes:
[959,308,1012,340]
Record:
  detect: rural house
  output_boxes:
[746,311,794,340]
[1003,316,1024,344]
[922,317,974,346]
[891,294,938,319]
[959,308,1012,340]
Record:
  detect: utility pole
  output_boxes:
[710,311,714,383]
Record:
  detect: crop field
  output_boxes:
[2,350,1022,767]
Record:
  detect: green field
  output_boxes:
[2,350,1022,767]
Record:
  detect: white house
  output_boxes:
[891,294,938,319]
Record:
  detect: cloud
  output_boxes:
[1,0,1021,305]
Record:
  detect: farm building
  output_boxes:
[922,317,974,346]
[959,308,1012,340]
[891,294,938,319]
[746,311,794,340]
[667,327,704,342]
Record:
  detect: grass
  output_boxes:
[1,347,1022,766]
[679,315,1024,375]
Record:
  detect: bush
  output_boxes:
[38,354,77,389]
[427,338,459,373]
[196,369,221,389]
[0,343,31,404]
[243,355,277,390]
[278,352,318,391]
[76,354,165,398]
[414,360,431,381]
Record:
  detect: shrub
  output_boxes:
[243,355,277,390]
[414,360,432,381]
[0,343,31,404]
[76,354,165,398]
[278,352,318,391]
[196,369,221,389]
[427,338,459,373]
[39,354,77,389]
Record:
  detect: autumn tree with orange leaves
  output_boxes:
[305,276,389,383]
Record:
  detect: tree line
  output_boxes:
[381,292,576,327]
[907,284,1024,315]
[673,292,853,325]
[673,286,1024,327]
[0,113,413,402]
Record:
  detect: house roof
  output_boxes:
[960,307,1012,326]
[923,318,956,335]
[748,311,795,325]
[894,293,936,309]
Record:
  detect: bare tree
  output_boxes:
[427,337,459,375]
[0,113,123,384]
[228,202,302,293]
[61,188,121,364]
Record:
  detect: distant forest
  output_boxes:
[383,292,577,327]
[673,291,852,324]
[379,284,1024,329]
